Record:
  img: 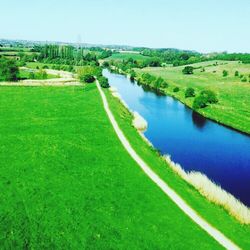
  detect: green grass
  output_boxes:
[136,60,250,133]
[107,52,150,61]
[105,89,250,249]
[0,85,224,249]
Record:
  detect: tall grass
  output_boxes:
[163,155,250,224]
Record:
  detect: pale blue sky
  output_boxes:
[1,0,250,52]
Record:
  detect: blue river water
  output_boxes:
[103,69,250,206]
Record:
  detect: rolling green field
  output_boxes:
[0,85,226,249]
[137,60,250,133]
[107,52,150,61]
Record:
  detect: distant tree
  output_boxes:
[185,87,195,98]
[98,76,109,88]
[222,70,228,77]
[173,87,180,92]
[0,57,19,81]
[200,90,218,104]
[193,96,207,109]
[83,74,95,83]
[234,71,239,77]
[130,70,136,81]
[182,66,194,75]
[102,61,109,68]
[29,71,35,79]
[241,76,247,82]
[193,90,218,109]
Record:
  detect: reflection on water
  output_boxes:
[192,111,207,129]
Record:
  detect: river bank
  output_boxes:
[109,66,250,135]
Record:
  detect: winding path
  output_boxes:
[96,80,241,250]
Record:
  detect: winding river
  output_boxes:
[103,69,250,207]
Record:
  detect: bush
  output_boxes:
[82,74,95,83]
[241,77,247,82]
[42,65,49,69]
[185,87,195,98]
[193,90,218,109]
[222,70,228,77]
[173,87,180,92]
[29,72,35,79]
[193,96,207,109]
[130,70,136,81]
[98,76,109,88]
[200,90,218,104]
[0,57,19,81]
[182,66,194,75]
[235,71,239,77]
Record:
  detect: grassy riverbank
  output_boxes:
[135,60,250,134]
[0,85,225,249]
[104,88,250,249]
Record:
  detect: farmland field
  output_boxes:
[137,60,250,133]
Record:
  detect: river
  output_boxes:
[103,69,250,206]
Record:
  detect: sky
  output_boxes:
[1,0,250,53]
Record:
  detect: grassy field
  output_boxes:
[0,84,226,249]
[107,52,150,61]
[136,60,250,133]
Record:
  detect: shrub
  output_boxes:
[173,87,180,92]
[42,65,49,69]
[200,90,218,104]
[241,77,247,82]
[0,57,19,81]
[185,87,195,98]
[193,96,207,109]
[98,76,110,88]
[182,66,194,75]
[193,90,218,109]
[234,71,239,77]
[83,74,95,83]
[222,70,228,77]
[29,72,35,79]
[37,69,48,80]
[130,70,136,81]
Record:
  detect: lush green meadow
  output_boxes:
[137,60,250,133]
[0,84,226,249]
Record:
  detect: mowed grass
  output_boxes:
[105,89,250,249]
[138,60,250,133]
[0,85,222,249]
[107,52,150,61]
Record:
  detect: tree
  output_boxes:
[222,70,228,77]
[193,90,218,109]
[200,90,218,104]
[193,96,207,109]
[173,87,180,92]
[0,57,19,81]
[182,66,194,75]
[130,70,136,81]
[98,76,109,88]
[83,74,95,83]
[185,87,195,98]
